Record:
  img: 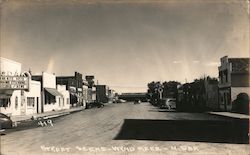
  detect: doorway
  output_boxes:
[36,97,39,113]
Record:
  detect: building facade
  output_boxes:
[108,89,118,103]
[96,85,109,103]
[82,83,88,106]
[0,57,23,116]
[32,72,65,112]
[56,72,84,107]
[57,85,70,110]
[218,56,250,111]
[23,80,41,115]
[0,57,41,116]
[85,76,96,103]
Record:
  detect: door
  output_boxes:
[20,90,26,115]
[223,92,227,111]
[36,97,39,113]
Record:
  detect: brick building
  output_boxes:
[56,72,84,107]
[218,56,250,111]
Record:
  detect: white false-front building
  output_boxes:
[0,57,41,116]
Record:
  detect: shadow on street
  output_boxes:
[114,119,249,144]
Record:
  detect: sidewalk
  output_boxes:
[11,106,85,123]
[209,111,250,119]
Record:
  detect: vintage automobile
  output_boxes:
[115,99,126,103]
[160,98,176,109]
[134,99,141,104]
[0,113,13,129]
[86,101,104,109]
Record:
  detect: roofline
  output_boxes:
[228,57,250,60]
[0,57,21,66]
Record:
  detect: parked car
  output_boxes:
[86,101,104,109]
[0,113,13,129]
[160,98,176,109]
[134,99,141,104]
[116,99,126,103]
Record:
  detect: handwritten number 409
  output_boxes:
[38,120,53,127]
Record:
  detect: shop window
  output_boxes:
[15,96,18,109]
[27,97,35,107]
[0,98,10,108]
[45,92,55,105]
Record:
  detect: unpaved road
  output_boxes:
[1,102,250,155]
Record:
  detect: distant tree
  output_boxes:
[147,81,162,105]
[162,81,181,99]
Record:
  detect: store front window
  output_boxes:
[27,97,35,107]
[0,98,10,108]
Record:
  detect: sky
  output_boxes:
[0,0,249,93]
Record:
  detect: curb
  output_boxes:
[12,108,85,127]
[208,112,249,120]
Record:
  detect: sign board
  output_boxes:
[158,88,163,93]
[158,87,163,100]
[69,86,76,93]
[0,75,29,90]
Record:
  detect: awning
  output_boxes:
[45,88,63,97]
[0,94,12,99]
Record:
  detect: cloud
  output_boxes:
[173,61,182,64]
[204,62,220,66]
[192,60,200,64]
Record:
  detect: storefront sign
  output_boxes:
[0,75,29,90]
[69,86,76,93]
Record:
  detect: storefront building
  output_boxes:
[85,75,95,103]
[56,72,84,107]
[96,85,109,103]
[57,84,70,110]
[23,80,41,115]
[0,57,41,116]
[218,56,250,111]
[32,72,65,112]
[82,82,88,107]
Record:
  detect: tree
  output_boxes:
[147,81,162,105]
[162,81,181,99]
[232,93,249,115]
